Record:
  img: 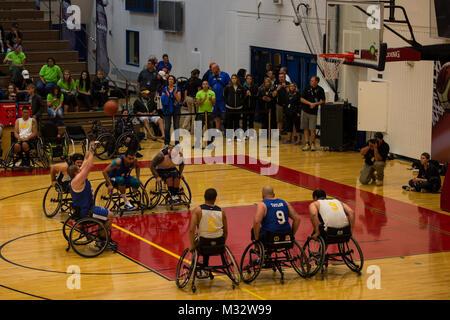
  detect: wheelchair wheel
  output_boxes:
[62,215,73,241]
[69,218,109,258]
[289,240,308,278]
[116,132,137,156]
[223,245,240,286]
[95,133,116,160]
[128,184,149,211]
[37,138,50,169]
[239,241,264,283]
[144,176,162,210]
[179,177,192,206]
[43,184,63,217]
[3,144,16,168]
[338,237,364,274]
[176,248,198,289]
[93,181,112,209]
[302,237,326,277]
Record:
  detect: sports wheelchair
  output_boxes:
[43,182,72,218]
[239,231,308,284]
[302,225,364,279]
[64,125,89,155]
[93,180,149,216]
[3,132,50,169]
[62,205,118,258]
[176,236,240,293]
[144,174,192,211]
[41,122,69,161]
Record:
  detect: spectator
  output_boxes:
[5,83,16,100]
[158,69,169,93]
[47,85,64,126]
[300,76,325,151]
[148,55,158,67]
[359,132,390,186]
[157,54,172,73]
[272,73,290,134]
[58,70,78,112]
[3,44,26,87]
[160,75,182,147]
[27,83,45,123]
[265,63,273,78]
[92,70,109,110]
[194,80,216,148]
[5,23,22,53]
[182,68,202,132]
[267,70,276,87]
[208,63,230,131]
[237,68,246,86]
[16,70,33,101]
[114,108,143,158]
[202,62,215,82]
[76,70,93,112]
[242,74,258,134]
[284,83,301,145]
[137,58,160,97]
[280,67,292,83]
[403,153,441,193]
[0,24,5,53]
[257,78,275,131]
[223,74,245,141]
[37,57,62,97]
[133,89,164,141]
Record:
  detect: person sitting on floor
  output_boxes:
[402,152,442,193]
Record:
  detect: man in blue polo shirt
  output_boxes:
[208,63,230,131]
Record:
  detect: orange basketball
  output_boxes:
[104,99,119,115]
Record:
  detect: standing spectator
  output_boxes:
[47,85,64,126]
[208,63,230,131]
[0,24,5,53]
[76,70,93,111]
[272,73,290,134]
[58,70,78,112]
[16,70,34,101]
[3,44,26,87]
[265,63,273,78]
[242,74,258,134]
[27,83,45,123]
[182,69,202,132]
[403,153,442,193]
[300,76,325,151]
[267,70,276,88]
[133,89,164,141]
[257,78,275,131]
[5,23,22,53]
[92,70,109,110]
[280,67,292,83]
[237,68,246,86]
[160,75,182,147]
[137,58,161,103]
[157,54,172,73]
[202,62,215,82]
[37,58,62,97]
[223,74,245,141]
[194,80,216,148]
[359,132,390,186]
[284,83,301,145]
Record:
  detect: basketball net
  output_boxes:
[317,53,354,80]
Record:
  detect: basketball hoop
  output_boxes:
[317,53,355,80]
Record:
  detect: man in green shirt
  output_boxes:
[37,57,62,97]
[3,44,26,86]
[194,80,216,149]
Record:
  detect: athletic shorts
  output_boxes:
[139,116,161,124]
[156,167,179,180]
[213,100,226,119]
[110,176,140,189]
[300,110,318,131]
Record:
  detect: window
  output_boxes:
[126,30,140,67]
[125,0,155,13]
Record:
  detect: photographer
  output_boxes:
[359,132,390,186]
[402,153,441,193]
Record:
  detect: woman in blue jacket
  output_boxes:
[160,75,182,147]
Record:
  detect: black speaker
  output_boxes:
[320,102,357,151]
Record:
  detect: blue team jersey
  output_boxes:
[208,72,230,101]
[260,199,291,236]
[69,178,94,217]
[108,156,134,179]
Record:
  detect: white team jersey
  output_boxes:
[18,118,33,139]
[198,205,224,239]
[318,199,349,230]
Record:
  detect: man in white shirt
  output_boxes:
[13,106,37,166]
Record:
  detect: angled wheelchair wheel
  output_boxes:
[128,184,149,211]
[338,237,364,274]
[289,240,309,278]
[69,218,109,258]
[144,176,162,210]
[176,248,198,289]
[3,144,17,169]
[43,184,63,218]
[116,132,137,156]
[37,138,50,169]
[95,133,116,160]
[302,237,326,277]
[239,241,264,284]
[179,177,192,207]
[93,181,112,209]
[62,215,73,241]
[223,245,240,287]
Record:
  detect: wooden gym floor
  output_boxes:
[0,138,449,300]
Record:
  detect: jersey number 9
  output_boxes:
[276,210,286,225]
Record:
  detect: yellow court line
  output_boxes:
[112,223,266,300]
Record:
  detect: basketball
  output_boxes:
[104,100,119,115]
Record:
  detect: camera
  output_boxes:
[369,139,379,146]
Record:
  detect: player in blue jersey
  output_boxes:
[208,63,230,130]
[253,186,301,241]
[67,142,115,233]
[102,148,141,211]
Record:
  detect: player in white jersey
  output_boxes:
[13,106,37,166]
[308,189,355,240]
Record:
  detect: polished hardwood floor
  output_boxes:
[0,136,448,300]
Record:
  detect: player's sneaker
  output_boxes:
[124,203,136,211]
[302,144,310,151]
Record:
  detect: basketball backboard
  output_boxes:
[326,0,387,71]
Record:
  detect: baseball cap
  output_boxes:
[22,70,30,79]
[374,132,383,139]
[141,89,150,95]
